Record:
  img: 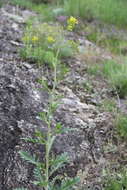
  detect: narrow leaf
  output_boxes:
[49,153,69,177]
[19,151,40,166]
[21,137,40,144]
[47,136,56,154]
[61,177,80,190]
[33,180,48,187]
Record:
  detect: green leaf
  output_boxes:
[37,78,50,92]
[19,151,40,166]
[33,167,44,182]
[60,177,80,190]
[21,137,40,144]
[39,112,48,123]
[51,102,59,113]
[47,136,56,154]
[55,123,63,134]
[43,51,55,65]
[105,180,122,190]
[49,175,63,189]
[35,129,46,144]
[33,180,48,187]
[49,153,69,177]
[33,165,48,187]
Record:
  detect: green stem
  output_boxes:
[52,49,59,94]
[45,49,59,190]
[52,64,57,95]
[45,122,51,190]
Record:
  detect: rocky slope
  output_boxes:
[0,2,126,190]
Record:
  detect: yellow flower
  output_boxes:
[47,36,55,43]
[67,25,73,31]
[67,16,78,31]
[22,36,30,42]
[67,16,78,25]
[32,36,39,42]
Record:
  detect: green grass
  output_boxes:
[64,0,127,28]
[11,0,56,21]
[104,169,127,190]
[101,98,117,112]
[87,29,127,55]
[0,1,3,8]
[11,0,35,9]
[87,63,102,76]
[115,114,127,139]
[102,60,127,98]
[88,59,127,98]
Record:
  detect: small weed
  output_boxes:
[103,142,118,154]
[14,41,79,190]
[101,98,117,112]
[115,114,127,139]
[87,31,99,44]
[82,81,93,93]
[14,8,80,189]
[104,169,127,190]
[87,64,101,76]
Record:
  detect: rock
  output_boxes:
[11,23,19,31]
[3,11,25,23]
[0,4,48,189]
[22,10,36,20]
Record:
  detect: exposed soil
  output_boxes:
[0,2,127,190]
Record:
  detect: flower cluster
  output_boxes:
[47,36,55,43]
[32,36,39,42]
[67,16,78,31]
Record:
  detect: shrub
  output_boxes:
[20,22,77,65]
